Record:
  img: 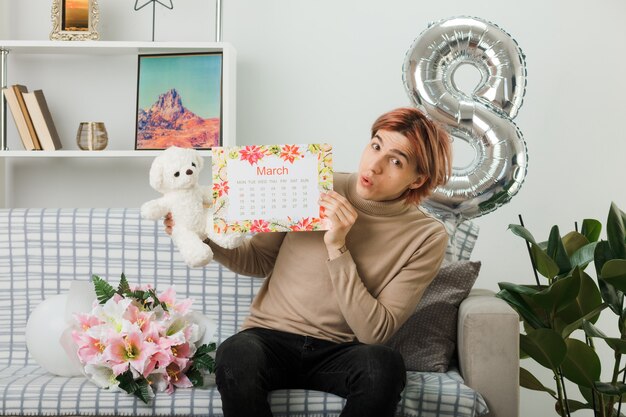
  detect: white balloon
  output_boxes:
[26,294,82,376]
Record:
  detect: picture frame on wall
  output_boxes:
[50,0,100,41]
[135,52,224,150]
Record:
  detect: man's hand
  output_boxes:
[319,191,358,259]
[163,212,174,235]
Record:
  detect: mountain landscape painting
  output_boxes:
[136,53,223,150]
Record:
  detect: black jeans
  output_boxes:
[215,327,406,417]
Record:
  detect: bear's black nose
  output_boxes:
[186,169,193,175]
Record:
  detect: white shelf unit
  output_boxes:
[0,40,235,208]
[0,40,237,153]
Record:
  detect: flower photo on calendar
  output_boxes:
[211,144,333,233]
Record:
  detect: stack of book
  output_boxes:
[2,84,63,151]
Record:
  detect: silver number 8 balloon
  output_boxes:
[403,16,528,223]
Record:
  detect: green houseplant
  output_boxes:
[497,202,626,416]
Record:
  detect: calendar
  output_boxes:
[212,143,333,233]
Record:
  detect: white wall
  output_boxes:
[3,1,626,415]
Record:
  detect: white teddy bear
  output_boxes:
[141,146,244,268]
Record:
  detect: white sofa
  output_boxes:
[0,208,519,417]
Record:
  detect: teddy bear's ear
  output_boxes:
[149,156,165,191]
[193,151,204,172]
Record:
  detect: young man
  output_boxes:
[165,107,452,417]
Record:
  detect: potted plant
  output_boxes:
[497,202,626,416]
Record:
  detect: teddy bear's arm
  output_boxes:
[140,198,170,220]
[200,185,213,206]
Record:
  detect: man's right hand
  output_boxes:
[164,212,174,235]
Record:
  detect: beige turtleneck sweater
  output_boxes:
[208,172,448,344]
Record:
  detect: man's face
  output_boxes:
[356,129,425,202]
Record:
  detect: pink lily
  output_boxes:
[165,362,193,394]
[158,287,193,315]
[170,342,192,370]
[124,303,153,333]
[103,331,158,377]
[72,331,106,365]
[74,313,103,331]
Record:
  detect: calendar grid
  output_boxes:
[211,144,333,233]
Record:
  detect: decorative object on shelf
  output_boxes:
[134,0,174,42]
[403,16,528,226]
[135,53,223,150]
[50,0,100,41]
[76,121,108,150]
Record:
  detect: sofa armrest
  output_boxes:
[457,288,519,417]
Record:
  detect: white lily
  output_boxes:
[84,364,120,390]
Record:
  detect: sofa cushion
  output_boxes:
[442,219,480,263]
[385,261,482,372]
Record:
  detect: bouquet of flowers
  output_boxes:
[71,274,216,403]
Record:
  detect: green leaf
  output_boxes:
[531,244,560,279]
[496,288,547,329]
[547,225,572,275]
[579,386,595,406]
[556,268,604,329]
[601,260,626,292]
[117,273,131,295]
[583,320,609,338]
[498,282,541,296]
[581,218,602,242]
[598,278,623,316]
[560,303,607,339]
[583,320,626,354]
[555,399,592,415]
[191,343,216,372]
[116,370,154,404]
[607,202,626,260]
[593,381,626,397]
[531,270,581,314]
[520,329,567,371]
[186,367,204,387]
[560,338,601,388]
[569,242,598,271]
[509,224,538,245]
[519,366,557,397]
[595,241,616,277]
[92,274,116,305]
[194,343,217,357]
[134,377,154,404]
[562,231,590,258]
[507,224,558,278]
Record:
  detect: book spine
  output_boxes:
[2,87,36,150]
[12,85,42,150]
[23,90,63,151]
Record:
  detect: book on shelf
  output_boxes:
[22,90,63,151]
[2,85,41,150]
[11,85,42,150]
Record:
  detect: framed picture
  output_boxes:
[135,52,224,150]
[50,0,100,41]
